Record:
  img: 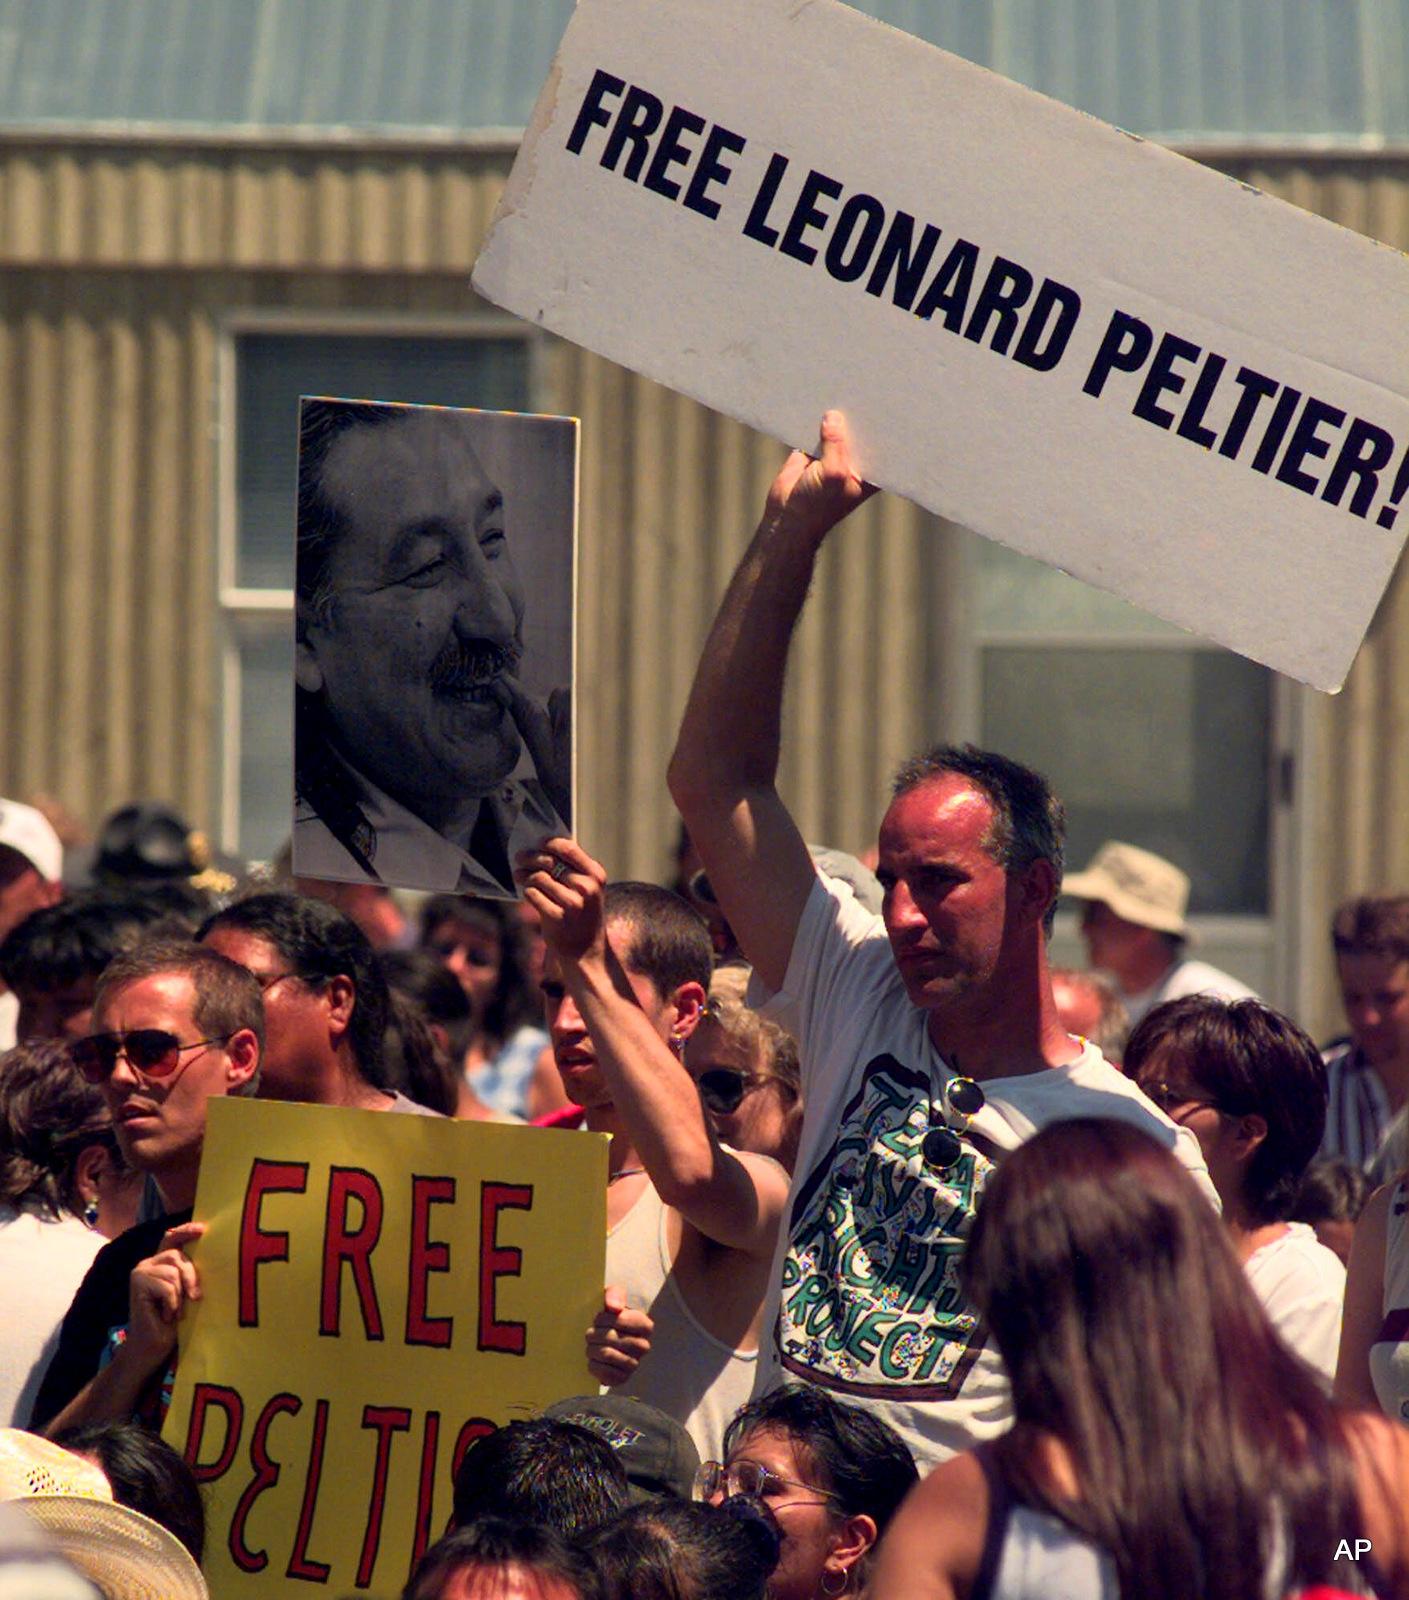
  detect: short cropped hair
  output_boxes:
[404,1516,600,1600]
[603,883,713,1000]
[1124,995,1327,1223]
[1331,895,1409,966]
[198,893,388,1086]
[890,744,1065,932]
[95,939,264,1096]
[451,1418,630,1538]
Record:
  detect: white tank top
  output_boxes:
[606,1182,758,1461]
[1370,1180,1409,1425]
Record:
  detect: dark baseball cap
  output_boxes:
[541,1395,700,1502]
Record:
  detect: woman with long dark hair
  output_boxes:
[869,1118,1409,1600]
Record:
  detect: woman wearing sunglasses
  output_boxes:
[696,1384,917,1599]
[686,965,804,1173]
[869,1118,1409,1600]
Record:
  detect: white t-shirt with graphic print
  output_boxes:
[751,873,1220,1471]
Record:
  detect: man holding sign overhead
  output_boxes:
[668,413,1216,1467]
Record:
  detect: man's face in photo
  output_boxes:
[299,410,528,809]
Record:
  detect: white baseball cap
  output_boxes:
[0,799,63,883]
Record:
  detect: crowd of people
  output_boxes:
[0,414,1406,1596]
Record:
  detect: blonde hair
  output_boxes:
[703,965,800,1099]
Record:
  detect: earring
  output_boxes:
[83,1197,100,1230]
[821,1569,848,1597]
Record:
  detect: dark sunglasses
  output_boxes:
[72,1029,232,1085]
[921,1075,986,1173]
[697,1067,772,1115]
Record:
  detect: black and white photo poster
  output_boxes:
[292,398,576,897]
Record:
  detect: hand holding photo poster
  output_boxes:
[293,401,577,895]
[471,0,1409,690]
[163,1099,608,1600]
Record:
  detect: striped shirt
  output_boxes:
[1320,1040,1394,1170]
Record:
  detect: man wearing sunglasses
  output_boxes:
[668,412,1217,1469]
[30,940,262,1435]
[518,839,790,1462]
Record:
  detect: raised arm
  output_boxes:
[519,840,788,1259]
[667,411,874,992]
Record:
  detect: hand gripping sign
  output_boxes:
[472,0,1409,690]
[163,1100,607,1600]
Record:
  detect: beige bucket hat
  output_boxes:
[1063,841,1191,937]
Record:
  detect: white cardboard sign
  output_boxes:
[472,0,1409,690]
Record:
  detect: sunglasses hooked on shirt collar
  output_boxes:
[71,1029,234,1085]
[921,1075,986,1173]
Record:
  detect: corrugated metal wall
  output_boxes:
[0,135,958,890]
[0,267,219,828]
[0,134,1405,1035]
[1216,151,1409,1036]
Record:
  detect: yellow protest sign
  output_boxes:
[163,1099,608,1600]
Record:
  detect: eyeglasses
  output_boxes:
[71,1030,233,1085]
[254,970,298,995]
[1143,1080,1222,1121]
[692,1459,843,1509]
[697,1067,773,1115]
[921,1075,986,1173]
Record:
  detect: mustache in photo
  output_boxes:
[429,636,522,694]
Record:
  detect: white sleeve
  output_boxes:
[747,873,898,1101]
[1245,1232,1346,1387]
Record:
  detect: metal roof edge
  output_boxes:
[0,122,1404,163]
[1166,132,1409,159]
[0,120,527,153]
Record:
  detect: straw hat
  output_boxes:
[0,1431,207,1600]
